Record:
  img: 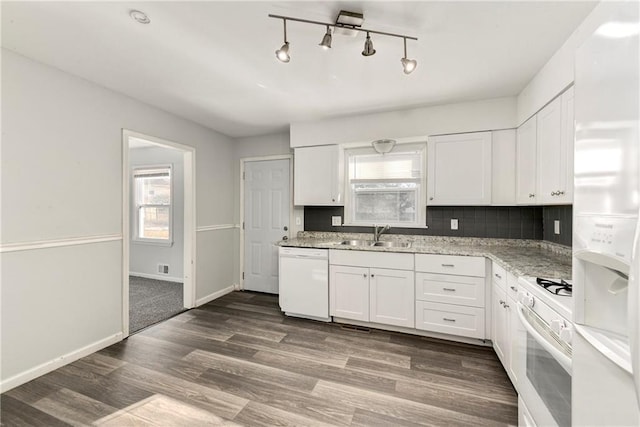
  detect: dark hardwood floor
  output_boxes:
[1,291,518,426]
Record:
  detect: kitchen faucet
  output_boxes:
[374,224,391,242]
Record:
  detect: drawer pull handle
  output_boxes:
[443,318,456,322]
[510,286,517,292]
[499,300,505,305]
[441,264,455,267]
[503,303,510,309]
[442,288,456,292]
[363,274,367,278]
[494,273,502,279]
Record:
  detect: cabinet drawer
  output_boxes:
[492,262,507,290]
[330,250,414,270]
[415,301,485,339]
[415,273,485,307]
[415,254,485,277]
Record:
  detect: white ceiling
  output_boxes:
[2,1,597,138]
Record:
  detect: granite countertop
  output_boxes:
[279,232,572,279]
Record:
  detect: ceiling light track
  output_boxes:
[269,13,418,74]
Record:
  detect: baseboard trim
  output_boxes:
[0,332,123,393]
[195,285,235,306]
[129,272,183,283]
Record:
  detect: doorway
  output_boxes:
[241,157,291,293]
[122,130,196,336]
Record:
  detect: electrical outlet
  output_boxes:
[554,220,561,235]
[295,216,301,226]
[332,216,342,226]
[451,219,459,230]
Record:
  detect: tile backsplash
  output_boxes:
[304,205,573,246]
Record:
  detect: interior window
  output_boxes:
[133,166,172,243]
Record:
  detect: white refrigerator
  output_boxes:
[572,1,640,425]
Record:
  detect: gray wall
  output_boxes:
[129,146,184,281]
[1,49,236,390]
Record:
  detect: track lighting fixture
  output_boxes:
[269,11,417,75]
[362,32,376,56]
[275,19,290,63]
[401,38,417,74]
[319,25,332,49]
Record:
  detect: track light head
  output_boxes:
[362,32,376,56]
[401,57,417,74]
[276,42,290,63]
[319,26,332,49]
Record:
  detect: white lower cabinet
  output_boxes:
[370,268,414,328]
[330,265,369,321]
[491,261,520,390]
[414,254,487,339]
[329,250,414,328]
[492,282,509,364]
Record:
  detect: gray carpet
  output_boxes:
[129,276,184,334]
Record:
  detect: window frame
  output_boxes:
[132,164,174,246]
[343,143,427,228]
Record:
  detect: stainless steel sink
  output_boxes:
[340,240,374,246]
[371,241,411,248]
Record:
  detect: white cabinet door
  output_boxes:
[294,145,343,206]
[491,129,516,205]
[369,268,414,328]
[516,116,537,204]
[427,132,492,205]
[536,96,563,204]
[492,283,508,366]
[330,265,369,321]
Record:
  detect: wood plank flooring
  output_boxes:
[1,291,518,426]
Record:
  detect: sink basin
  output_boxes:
[340,240,374,246]
[371,241,411,248]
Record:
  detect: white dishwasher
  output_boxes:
[278,247,330,322]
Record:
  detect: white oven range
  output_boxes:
[516,276,573,427]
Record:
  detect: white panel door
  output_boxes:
[427,132,492,205]
[330,265,369,321]
[244,159,290,293]
[536,96,563,204]
[516,115,538,204]
[369,268,414,328]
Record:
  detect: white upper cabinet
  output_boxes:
[491,129,517,205]
[517,86,574,206]
[427,132,492,205]
[294,145,344,206]
[516,116,538,204]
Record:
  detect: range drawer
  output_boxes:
[415,272,485,307]
[415,254,485,277]
[415,301,485,339]
[492,262,507,290]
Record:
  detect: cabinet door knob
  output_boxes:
[558,190,565,195]
[282,235,288,240]
[283,226,288,231]
[429,197,434,201]
[510,286,517,292]
[494,273,502,279]
[371,274,375,278]
[363,274,367,278]
[503,303,510,309]
[499,300,505,305]
[529,193,535,198]
[332,198,335,202]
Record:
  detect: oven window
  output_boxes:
[527,332,572,426]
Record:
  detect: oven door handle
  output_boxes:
[517,302,572,373]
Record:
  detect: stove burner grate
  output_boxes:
[536,277,572,296]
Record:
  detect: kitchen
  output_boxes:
[1,1,639,426]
